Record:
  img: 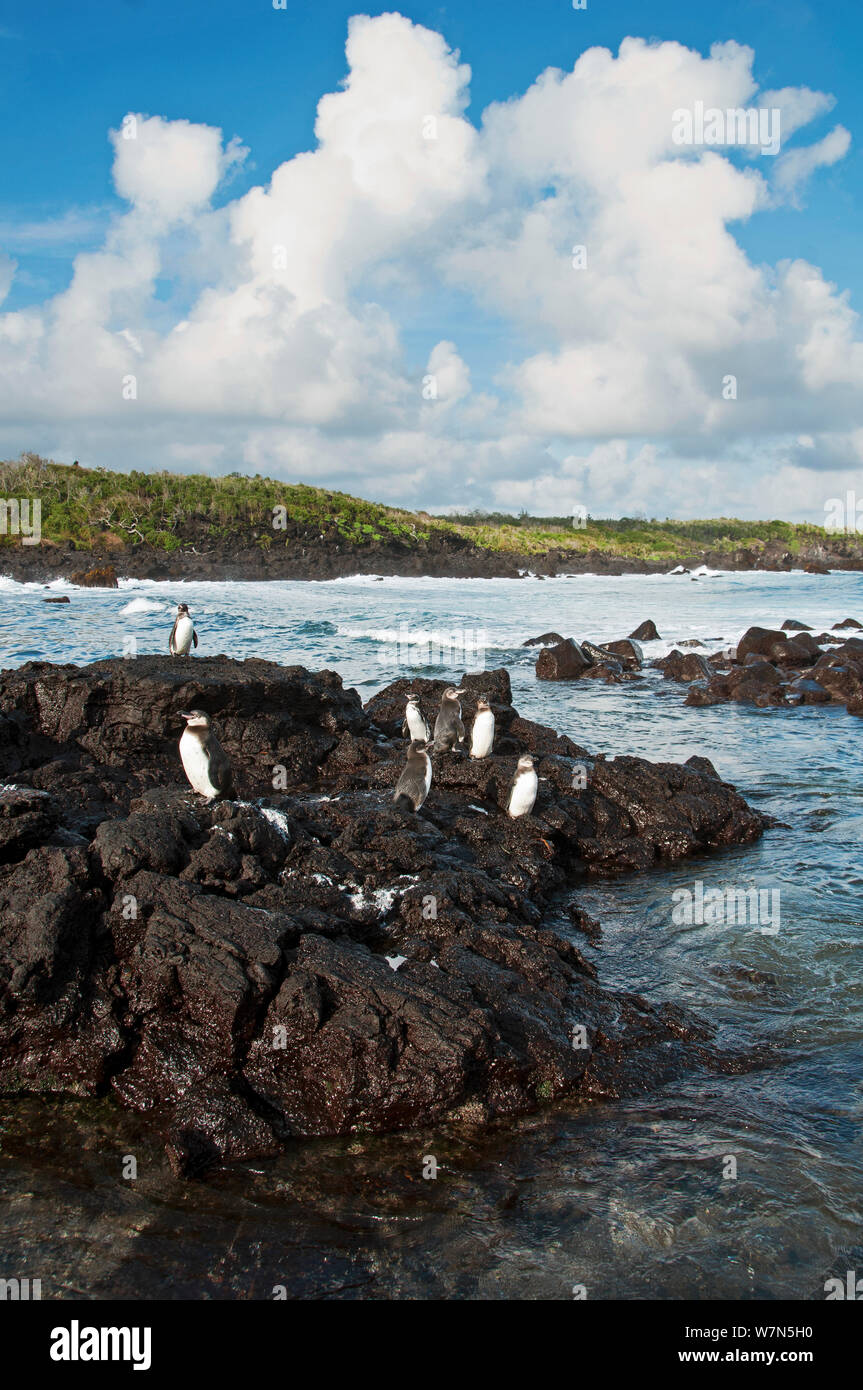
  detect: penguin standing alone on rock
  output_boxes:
[470,696,495,758]
[507,754,538,818]
[179,710,234,801]
[402,693,430,742]
[169,603,198,656]
[432,687,466,753]
[393,740,432,812]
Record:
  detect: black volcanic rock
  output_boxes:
[523,632,565,647]
[535,639,593,681]
[736,627,789,663]
[602,638,644,669]
[0,656,769,1173]
[656,650,713,682]
[629,620,660,641]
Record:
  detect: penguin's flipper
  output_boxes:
[401,717,409,737]
[210,743,234,799]
[192,630,198,649]
[169,619,177,655]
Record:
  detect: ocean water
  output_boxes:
[1,568,861,1299]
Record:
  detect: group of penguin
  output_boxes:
[168,603,538,819]
[395,687,538,819]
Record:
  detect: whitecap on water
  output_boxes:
[120,597,167,615]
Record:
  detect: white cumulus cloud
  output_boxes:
[0,13,860,523]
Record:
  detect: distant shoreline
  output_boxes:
[3,457,862,583]
[2,541,862,586]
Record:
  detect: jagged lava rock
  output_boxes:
[0,656,769,1173]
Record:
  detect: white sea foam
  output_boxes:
[337,623,511,650]
[120,597,167,615]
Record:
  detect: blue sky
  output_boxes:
[1,1,861,519]
[2,1,859,307]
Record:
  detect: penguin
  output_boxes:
[393,739,432,812]
[470,695,495,759]
[507,754,538,818]
[402,693,430,743]
[169,603,198,656]
[432,686,466,753]
[179,710,234,801]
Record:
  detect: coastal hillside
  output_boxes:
[1,453,861,581]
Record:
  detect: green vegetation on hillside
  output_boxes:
[445,510,827,560]
[0,453,834,562]
[0,454,439,552]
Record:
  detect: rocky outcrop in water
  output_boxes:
[0,656,768,1175]
[671,626,863,714]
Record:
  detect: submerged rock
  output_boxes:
[523,631,565,647]
[0,656,768,1174]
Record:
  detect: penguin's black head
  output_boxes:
[177,603,190,615]
[409,739,431,755]
[180,709,211,729]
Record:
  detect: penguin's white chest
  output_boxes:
[173,615,195,654]
[407,707,428,740]
[509,769,538,818]
[471,710,495,758]
[180,730,219,798]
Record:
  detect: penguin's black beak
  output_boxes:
[179,711,193,720]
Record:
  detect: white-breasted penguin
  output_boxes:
[507,754,538,818]
[170,603,198,656]
[470,696,495,759]
[179,710,234,801]
[403,693,430,743]
[432,686,466,753]
[393,739,432,812]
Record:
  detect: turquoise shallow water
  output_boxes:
[0,568,861,1298]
